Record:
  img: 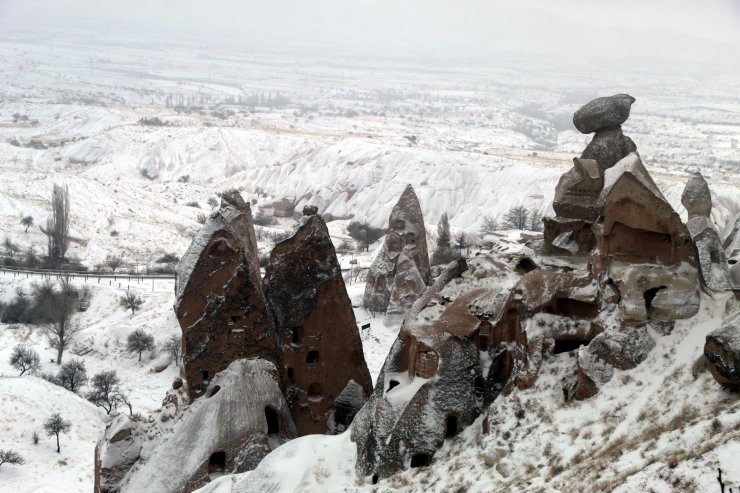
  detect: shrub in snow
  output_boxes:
[0,449,25,468]
[163,334,181,366]
[9,344,41,375]
[127,329,154,361]
[43,413,71,454]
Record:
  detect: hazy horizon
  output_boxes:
[1,0,739,76]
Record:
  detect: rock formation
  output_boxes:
[105,360,296,493]
[264,214,373,435]
[385,248,427,320]
[682,172,731,290]
[364,185,430,315]
[94,416,143,493]
[573,94,636,134]
[704,312,740,389]
[174,190,278,399]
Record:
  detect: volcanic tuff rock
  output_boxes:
[116,360,296,493]
[385,248,427,319]
[572,93,636,134]
[364,185,430,313]
[552,157,602,221]
[683,172,731,291]
[94,416,143,493]
[174,190,277,399]
[581,127,638,173]
[704,312,740,389]
[264,214,372,435]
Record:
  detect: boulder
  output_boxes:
[118,360,296,493]
[581,127,638,173]
[264,214,372,435]
[572,94,636,134]
[687,216,731,291]
[364,185,430,313]
[681,172,712,219]
[174,190,277,399]
[704,313,740,389]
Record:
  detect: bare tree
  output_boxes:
[42,277,81,364]
[43,413,71,453]
[47,184,70,267]
[502,206,529,230]
[479,215,498,236]
[529,210,543,232]
[9,345,40,375]
[163,334,181,366]
[20,215,34,233]
[3,237,19,260]
[454,232,471,255]
[87,371,122,415]
[118,392,134,416]
[120,292,144,315]
[127,329,154,361]
[0,449,25,467]
[105,253,123,273]
[57,359,87,393]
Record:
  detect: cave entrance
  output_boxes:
[515,257,537,274]
[207,385,221,398]
[265,406,279,435]
[410,453,432,468]
[553,339,588,354]
[208,451,226,474]
[474,376,485,399]
[306,350,319,364]
[387,379,400,393]
[445,415,458,438]
[644,286,666,316]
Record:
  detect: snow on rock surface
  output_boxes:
[117,359,296,493]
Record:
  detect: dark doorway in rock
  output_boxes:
[308,382,323,397]
[208,451,226,473]
[387,380,399,392]
[372,474,379,485]
[287,367,294,382]
[306,350,319,364]
[553,339,588,354]
[265,406,279,435]
[291,327,301,344]
[644,286,666,315]
[207,385,221,398]
[445,415,458,438]
[474,376,485,399]
[202,370,209,382]
[410,453,432,468]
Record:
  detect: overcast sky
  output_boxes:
[1,0,738,72]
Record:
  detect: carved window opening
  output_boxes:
[643,286,666,316]
[291,327,302,344]
[265,406,279,435]
[287,367,294,382]
[553,340,588,354]
[445,415,458,438]
[306,350,319,364]
[474,376,485,399]
[387,379,400,392]
[410,453,432,468]
[202,370,209,382]
[207,385,221,398]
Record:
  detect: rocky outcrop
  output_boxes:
[174,190,278,399]
[95,416,143,493]
[101,360,295,493]
[364,185,430,314]
[552,158,602,221]
[580,127,638,173]
[594,153,696,266]
[573,94,636,134]
[704,313,740,389]
[682,172,731,291]
[354,257,521,480]
[264,214,373,435]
